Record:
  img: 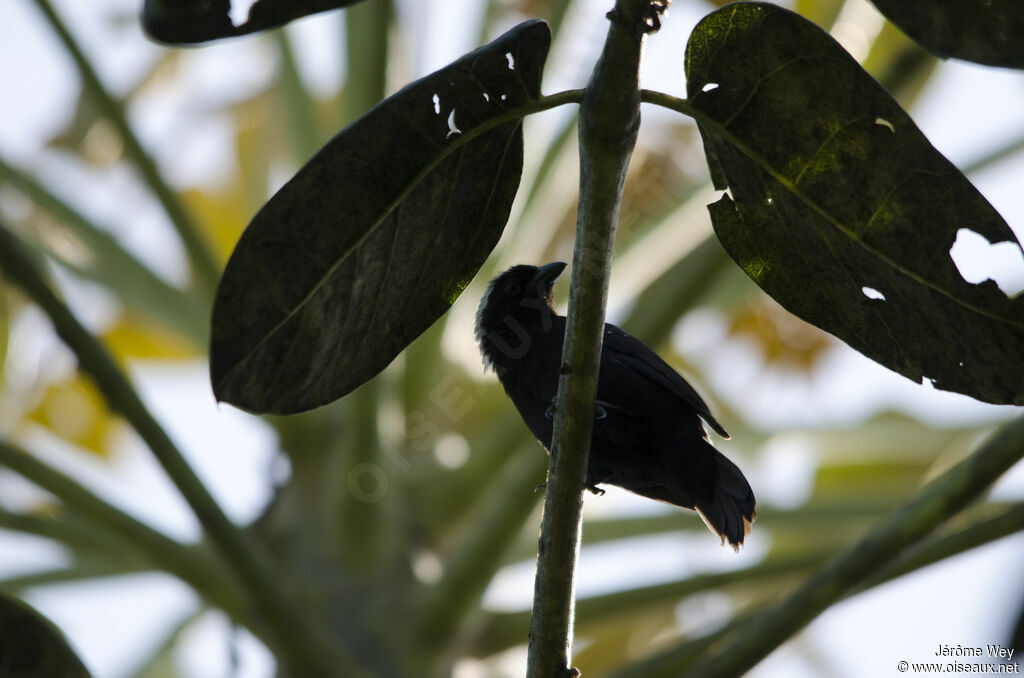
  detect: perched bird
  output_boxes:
[476,262,756,549]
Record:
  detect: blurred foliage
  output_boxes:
[26,375,122,457]
[726,297,833,372]
[0,0,1021,677]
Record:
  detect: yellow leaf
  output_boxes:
[181,185,249,266]
[26,375,122,458]
[728,296,833,372]
[102,313,199,360]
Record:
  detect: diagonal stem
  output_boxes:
[0,154,207,346]
[677,415,1024,678]
[0,222,362,678]
[31,0,221,298]
[0,439,244,617]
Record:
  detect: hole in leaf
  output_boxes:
[949,228,1024,296]
[482,92,490,102]
[446,109,461,138]
[500,94,507,101]
[875,117,895,133]
[861,286,886,301]
[505,52,515,69]
[702,82,720,92]
[432,93,440,115]
[228,0,256,26]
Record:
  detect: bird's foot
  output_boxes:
[534,482,547,493]
[586,484,606,496]
[544,395,557,420]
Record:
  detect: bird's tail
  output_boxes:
[694,448,756,552]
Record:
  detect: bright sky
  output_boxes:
[0,1,1022,677]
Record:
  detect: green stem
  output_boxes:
[476,551,824,658]
[333,379,385,574]
[342,0,392,125]
[0,440,241,616]
[674,415,1024,678]
[274,29,324,162]
[962,128,1024,177]
[0,507,124,555]
[31,0,221,297]
[415,449,546,665]
[607,499,1024,678]
[327,0,394,575]
[526,3,653,676]
[0,154,207,346]
[0,223,358,678]
[125,607,207,678]
[505,497,901,563]
[863,499,1024,588]
[0,562,142,591]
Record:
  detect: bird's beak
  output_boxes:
[530,262,567,290]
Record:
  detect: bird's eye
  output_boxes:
[503,281,521,295]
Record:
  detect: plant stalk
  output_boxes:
[680,414,1024,678]
[606,499,1024,678]
[525,2,656,675]
[0,154,207,346]
[32,0,221,298]
[0,223,358,678]
[0,440,243,615]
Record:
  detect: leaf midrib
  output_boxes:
[214,91,584,397]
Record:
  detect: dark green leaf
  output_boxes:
[142,0,367,45]
[685,3,1024,405]
[0,592,92,678]
[869,0,1024,68]
[210,20,551,414]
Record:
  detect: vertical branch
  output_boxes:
[329,0,394,571]
[273,29,324,162]
[526,2,659,676]
[342,0,393,125]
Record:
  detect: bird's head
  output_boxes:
[475,262,567,366]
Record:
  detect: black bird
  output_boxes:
[476,262,756,549]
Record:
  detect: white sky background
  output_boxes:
[0,0,1023,677]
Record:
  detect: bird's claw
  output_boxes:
[586,485,606,496]
[534,482,547,493]
[544,395,557,420]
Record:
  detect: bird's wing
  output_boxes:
[602,324,730,438]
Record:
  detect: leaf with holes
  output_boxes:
[869,0,1024,69]
[142,0,367,44]
[210,20,551,414]
[685,3,1024,405]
